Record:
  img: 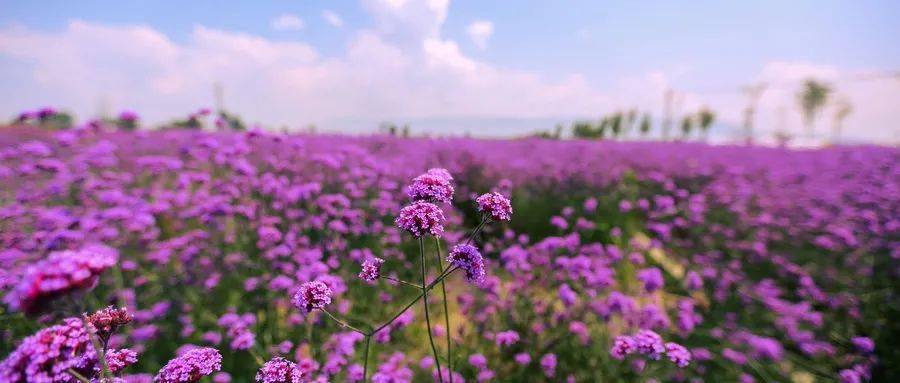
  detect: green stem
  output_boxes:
[321,308,369,336]
[420,238,443,383]
[66,368,91,383]
[363,335,371,382]
[435,238,453,383]
[382,275,422,289]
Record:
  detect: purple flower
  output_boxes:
[256,357,304,383]
[359,257,385,282]
[447,244,486,284]
[633,330,666,359]
[636,267,665,293]
[407,172,454,203]
[610,335,637,359]
[5,244,118,314]
[476,192,513,222]
[495,330,520,347]
[468,353,487,370]
[291,280,333,316]
[395,201,445,237]
[426,168,453,181]
[0,317,96,382]
[558,283,577,307]
[664,342,692,367]
[540,354,557,378]
[514,353,531,365]
[851,336,874,353]
[155,347,222,383]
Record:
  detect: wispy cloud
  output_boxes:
[270,14,305,31]
[322,10,344,27]
[466,20,493,50]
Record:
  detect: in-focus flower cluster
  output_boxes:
[447,244,486,284]
[154,347,222,383]
[359,257,385,282]
[476,192,513,222]
[291,280,333,316]
[395,201,446,237]
[256,357,304,383]
[407,171,454,204]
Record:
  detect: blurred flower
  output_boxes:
[155,347,222,383]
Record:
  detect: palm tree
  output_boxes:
[831,98,852,144]
[696,108,715,141]
[680,115,694,139]
[639,113,652,137]
[797,79,831,138]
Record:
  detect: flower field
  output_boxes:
[0,127,897,382]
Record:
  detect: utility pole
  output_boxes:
[741,82,766,145]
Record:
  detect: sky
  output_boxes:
[1,0,898,143]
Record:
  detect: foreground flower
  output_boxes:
[395,201,445,237]
[475,192,513,222]
[4,244,118,313]
[291,280,333,316]
[359,257,385,282]
[447,244,486,284]
[155,347,222,383]
[633,330,666,359]
[408,172,454,203]
[87,306,133,340]
[0,317,93,382]
[256,357,304,383]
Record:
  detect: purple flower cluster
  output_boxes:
[407,171,454,203]
[395,201,446,237]
[358,257,385,282]
[291,280,333,316]
[217,312,256,350]
[255,357,304,383]
[610,330,691,368]
[475,192,513,222]
[447,244,486,284]
[154,347,222,383]
[5,244,118,313]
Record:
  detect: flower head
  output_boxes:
[664,342,692,367]
[359,257,385,282]
[256,357,304,383]
[610,335,637,359]
[395,201,445,237]
[0,317,94,382]
[476,192,513,222]
[407,172,454,203]
[447,244,486,284]
[633,330,666,360]
[154,347,222,383]
[291,280,333,316]
[5,244,118,314]
[426,168,453,181]
[636,267,665,293]
[87,306,133,340]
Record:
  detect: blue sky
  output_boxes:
[1,0,898,142]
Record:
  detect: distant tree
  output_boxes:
[680,115,694,139]
[609,112,623,139]
[597,117,609,139]
[831,98,852,144]
[697,108,715,141]
[625,109,637,138]
[217,111,246,131]
[797,79,831,137]
[639,113,652,137]
[572,121,597,139]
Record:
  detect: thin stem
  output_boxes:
[321,309,369,336]
[81,316,112,379]
[363,335,371,382]
[435,238,454,383]
[66,369,91,383]
[420,238,443,383]
[463,217,488,245]
[368,267,460,336]
[381,275,422,289]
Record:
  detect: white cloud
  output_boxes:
[0,0,896,143]
[322,10,344,27]
[466,20,493,50]
[271,14,305,31]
